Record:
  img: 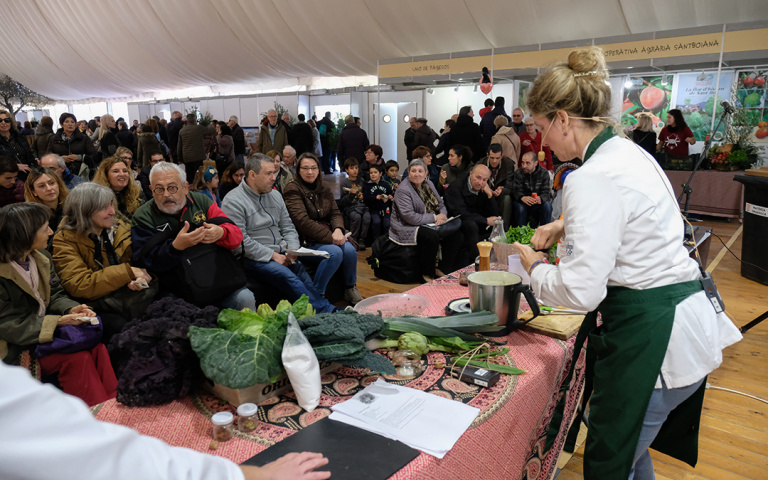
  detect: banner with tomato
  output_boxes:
[621,75,673,131]
[674,71,735,142]
[735,70,768,142]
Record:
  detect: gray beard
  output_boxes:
[157,199,184,215]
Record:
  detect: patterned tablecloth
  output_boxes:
[94,271,585,480]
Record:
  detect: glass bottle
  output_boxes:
[237,403,258,432]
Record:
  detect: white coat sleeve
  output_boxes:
[530,169,626,311]
[0,362,244,480]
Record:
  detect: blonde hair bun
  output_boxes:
[568,47,608,79]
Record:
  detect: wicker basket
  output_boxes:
[491,240,520,267]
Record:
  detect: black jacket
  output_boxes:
[404,127,416,160]
[47,129,98,170]
[337,124,369,165]
[99,127,120,158]
[290,121,314,157]
[447,115,484,164]
[231,123,246,156]
[166,117,183,157]
[479,106,512,149]
[411,125,437,154]
[0,131,35,170]
[444,172,499,228]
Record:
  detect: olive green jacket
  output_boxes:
[0,250,79,363]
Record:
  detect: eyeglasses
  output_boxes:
[152,185,179,195]
[0,118,11,124]
[512,114,523,118]
[300,166,319,171]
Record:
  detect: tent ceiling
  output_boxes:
[1,0,768,102]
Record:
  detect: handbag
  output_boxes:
[34,317,103,357]
[367,235,422,284]
[88,280,159,321]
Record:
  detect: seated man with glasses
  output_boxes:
[131,162,255,311]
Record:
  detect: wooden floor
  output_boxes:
[326,171,768,480]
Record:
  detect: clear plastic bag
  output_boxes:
[281,313,321,412]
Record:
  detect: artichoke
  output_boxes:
[398,332,430,356]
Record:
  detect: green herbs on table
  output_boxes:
[503,224,558,262]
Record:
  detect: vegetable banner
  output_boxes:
[674,71,735,142]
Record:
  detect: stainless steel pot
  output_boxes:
[467,271,540,335]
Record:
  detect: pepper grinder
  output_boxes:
[477,241,493,271]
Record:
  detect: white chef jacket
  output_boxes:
[0,361,244,480]
[531,134,742,389]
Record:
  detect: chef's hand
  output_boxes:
[531,219,564,250]
[240,452,330,480]
[513,242,548,273]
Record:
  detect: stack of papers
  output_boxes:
[287,247,331,258]
[329,379,479,458]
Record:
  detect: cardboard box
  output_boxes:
[203,362,340,406]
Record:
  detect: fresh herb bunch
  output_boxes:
[505,224,558,262]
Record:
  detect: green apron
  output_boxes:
[544,128,708,479]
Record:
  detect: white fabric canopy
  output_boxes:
[1,0,767,101]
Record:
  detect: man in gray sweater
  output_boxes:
[221,154,337,313]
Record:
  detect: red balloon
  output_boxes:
[480,80,493,95]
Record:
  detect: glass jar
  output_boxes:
[237,403,258,432]
[211,411,234,442]
[393,349,422,378]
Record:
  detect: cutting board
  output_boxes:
[518,309,584,340]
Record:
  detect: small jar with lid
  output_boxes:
[237,403,258,432]
[211,411,234,442]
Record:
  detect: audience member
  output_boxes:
[338,157,370,250]
[282,145,298,174]
[129,119,139,132]
[411,117,437,155]
[136,123,161,169]
[520,118,553,171]
[383,160,400,191]
[53,183,155,341]
[192,165,221,207]
[657,108,695,162]
[176,114,209,183]
[93,156,143,221]
[512,152,552,227]
[98,114,119,159]
[33,116,55,160]
[478,98,494,118]
[24,167,69,245]
[222,154,338,313]
[480,96,512,149]
[218,162,245,202]
[137,151,165,199]
[433,119,455,166]
[255,109,289,155]
[490,115,521,163]
[390,158,463,281]
[404,117,417,161]
[448,106,484,164]
[0,109,35,177]
[403,146,439,187]
[131,162,255,311]
[0,156,24,207]
[308,118,323,159]
[267,149,293,194]
[476,143,515,227]
[360,144,384,182]
[632,114,657,157]
[510,108,526,135]
[40,153,85,191]
[47,113,98,178]
[290,114,314,157]
[363,163,393,240]
[115,121,135,156]
[0,361,330,480]
[317,112,335,173]
[212,122,235,172]
[226,116,245,164]
[166,111,183,161]
[337,115,370,167]
[0,202,117,407]
[444,164,500,264]
[439,144,472,192]
[283,153,363,305]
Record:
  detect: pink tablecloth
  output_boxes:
[95,278,585,480]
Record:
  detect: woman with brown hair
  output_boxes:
[218,162,244,202]
[24,167,69,247]
[515,46,741,479]
[136,123,161,169]
[33,116,55,160]
[283,153,362,305]
[93,156,143,220]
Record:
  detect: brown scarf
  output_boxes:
[415,182,440,215]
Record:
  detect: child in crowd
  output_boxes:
[363,163,392,240]
[192,165,221,207]
[383,160,401,191]
[0,157,24,208]
[338,158,370,250]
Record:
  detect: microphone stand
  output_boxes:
[677,106,733,240]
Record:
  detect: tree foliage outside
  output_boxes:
[0,75,53,116]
